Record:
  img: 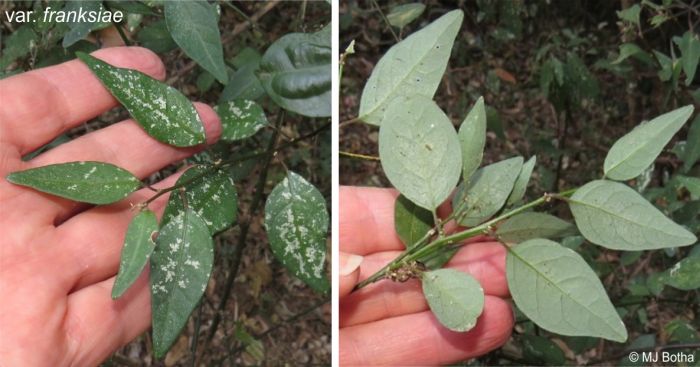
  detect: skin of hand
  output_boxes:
[0,47,221,366]
[339,186,514,366]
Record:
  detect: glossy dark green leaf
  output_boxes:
[7,161,140,204]
[359,10,463,125]
[664,255,700,290]
[682,115,700,172]
[570,180,697,250]
[77,52,206,147]
[258,24,331,117]
[112,210,158,299]
[497,212,576,243]
[265,172,329,293]
[394,194,434,249]
[150,209,213,358]
[507,239,627,342]
[215,99,268,141]
[162,166,237,234]
[458,97,486,182]
[453,157,523,226]
[62,1,110,48]
[379,96,462,211]
[422,268,484,332]
[604,105,694,180]
[164,0,227,83]
[386,3,426,28]
[506,155,536,206]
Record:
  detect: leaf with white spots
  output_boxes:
[215,99,269,141]
[112,210,158,299]
[265,172,329,293]
[162,166,238,234]
[6,161,140,204]
[76,52,206,147]
[507,239,628,342]
[421,268,484,332]
[150,209,213,358]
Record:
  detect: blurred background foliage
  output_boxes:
[340,0,699,365]
[1,1,331,365]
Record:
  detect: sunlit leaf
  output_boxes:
[112,210,158,299]
[77,52,206,147]
[7,161,140,204]
[507,239,627,342]
[422,268,484,332]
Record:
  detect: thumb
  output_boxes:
[339,251,363,298]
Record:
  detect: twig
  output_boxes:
[339,151,379,161]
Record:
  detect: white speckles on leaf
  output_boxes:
[216,99,269,142]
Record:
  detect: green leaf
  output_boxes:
[507,239,627,342]
[258,24,331,117]
[520,335,566,366]
[137,20,177,53]
[458,97,487,181]
[604,105,695,180]
[379,96,462,211]
[506,155,536,206]
[569,180,697,250]
[112,210,158,299]
[77,52,206,147]
[162,166,238,234]
[681,115,700,172]
[235,322,265,362]
[386,3,426,28]
[359,10,464,125]
[611,43,654,65]
[673,31,700,86]
[394,194,434,249]
[7,161,140,205]
[164,0,227,83]
[215,99,268,141]
[664,255,700,290]
[616,4,641,25]
[421,268,484,332]
[676,175,700,200]
[264,172,329,293]
[0,24,38,69]
[453,157,523,226]
[150,209,213,358]
[220,51,265,102]
[62,1,111,48]
[497,212,576,243]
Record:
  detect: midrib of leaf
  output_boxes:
[605,136,655,177]
[509,248,623,339]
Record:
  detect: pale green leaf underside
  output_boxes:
[394,194,434,249]
[112,210,158,299]
[164,0,227,83]
[162,166,238,234]
[497,212,576,243]
[387,3,426,28]
[570,180,696,250]
[458,97,486,181]
[215,99,269,141]
[265,172,329,293]
[422,268,484,332]
[259,24,331,117]
[507,155,536,206]
[507,239,627,342]
[454,156,523,227]
[150,209,213,358]
[7,161,140,205]
[604,105,694,180]
[379,95,462,211]
[665,255,700,290]
[359,10,464,125]
[77,52,206,147]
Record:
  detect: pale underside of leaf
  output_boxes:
[497,212,576,244]
[506,155,536,206]
[359,10,464,125]
[570,180,696,250]
[507,239,627,342]
[458,97,486,182]
[422,268,484,332]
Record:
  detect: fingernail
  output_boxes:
[340,253,363,276]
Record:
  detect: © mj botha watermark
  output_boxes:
[627,350,696,364]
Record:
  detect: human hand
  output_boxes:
[339,187,514,365]
[0,47,221,366]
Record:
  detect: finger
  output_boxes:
[54,172,181,292]
[0,47,166,155]
[64,271,150,367]
[340,242,507,327]
[340,296,513,366]
[340,251,363,298]
[25,103,221,224]
[339,186,404,255]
